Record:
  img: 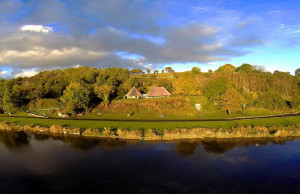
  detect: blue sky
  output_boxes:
[0,0,299,77]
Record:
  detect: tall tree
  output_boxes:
[61,82,91,113]
[94,84,114,106]
[219,88,243,115]
[173,72,200,95]
[203,77,229,102]
[1,80,22,113]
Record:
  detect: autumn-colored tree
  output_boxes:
[153,70,159,74]
[130,69,137,75]
[146,69,151,74]
[136,69,143,75]
[216,64,236,73]
[173,72,200,95]
[161,70,164,73]
[94,84,114,106]
[165,67,175,73]
[219,88,243,115]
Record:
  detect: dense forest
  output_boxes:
[0,64,299,115]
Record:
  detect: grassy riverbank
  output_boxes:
[0,115,299,140]
[0,114,299,130]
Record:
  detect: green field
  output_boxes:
[0,114,299,130]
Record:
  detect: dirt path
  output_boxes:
[0,112,299,122]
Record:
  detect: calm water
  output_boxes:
[1,131,300,193]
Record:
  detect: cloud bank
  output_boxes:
[0,0,299,77]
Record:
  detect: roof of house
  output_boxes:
[146,87,171,97]
[125,87,142,97]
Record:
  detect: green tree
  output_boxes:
[216,64,237,73]
[256,91,287,110]
[191,67,201,74]
[219,88,243,115]
[236,63,254,72]
[96,74,109,86]
[94,84,114,106]
[61,82,91,113]
[203,77,228,102]
[1,81,22,113]
[295,68,300,76]
[126,77,139,88]
[291,95,300,111]
[106,77,118,88]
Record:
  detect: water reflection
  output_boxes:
[0,131,300,193]
[33,133,132,151]
[0,131,298,155]
[201,138,297,154]
[0,131,30,149]
[176,141,200,156]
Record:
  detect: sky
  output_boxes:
[0,0,299,78]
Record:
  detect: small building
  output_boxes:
[125,87,142,99]
[146,87,171,98]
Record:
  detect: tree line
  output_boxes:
[0,64,299,115]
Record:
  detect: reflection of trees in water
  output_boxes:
[202,137,298,154]
[32,133,133,151]
[33,133,51,141]
[5,131,296,154]
[0,131,30,149]
[176,141,200,156]
[175,137,299,156]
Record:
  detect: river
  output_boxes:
[0,131,300,193]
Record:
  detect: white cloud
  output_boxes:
[294,30,300,34]
[14,69,38,78]
[0,71,7,77]
[20,25,53,33]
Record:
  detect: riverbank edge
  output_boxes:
[1,121,300,140]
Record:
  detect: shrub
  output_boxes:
[256,91,287,110]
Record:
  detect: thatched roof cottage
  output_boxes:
[146,87,171,98]
[125,87,142,99]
